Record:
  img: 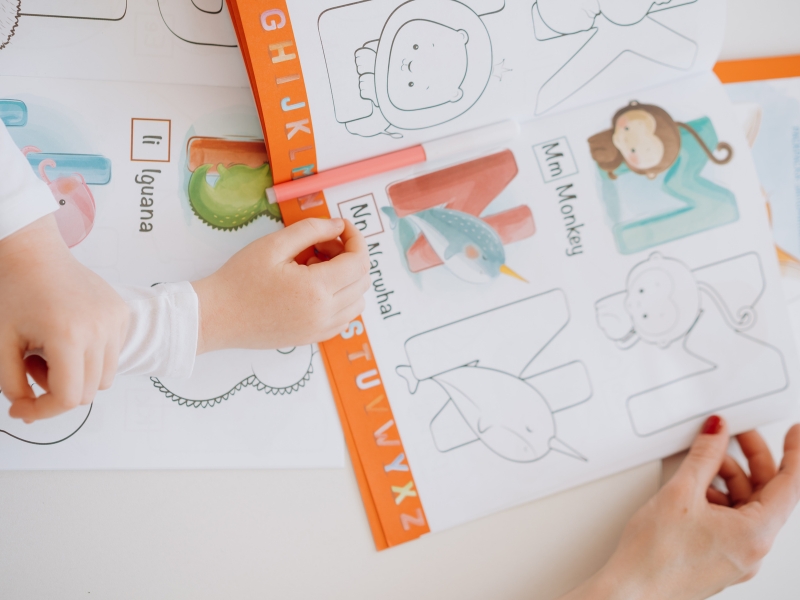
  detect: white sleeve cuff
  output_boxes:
[115,281,199,379]
[0,121,58,240]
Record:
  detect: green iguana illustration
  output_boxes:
[188,162,281,230]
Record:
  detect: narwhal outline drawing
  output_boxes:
[396,289,592,463]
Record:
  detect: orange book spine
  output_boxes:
[226,0,431,549]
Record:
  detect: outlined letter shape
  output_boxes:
[156,0,237,47]
[21,0,127,20]
[403,289,570,381]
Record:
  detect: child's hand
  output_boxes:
[0,215,130,422]
[563,418,800,600]
[192,218,370,353]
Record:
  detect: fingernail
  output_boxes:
[702,415,722,435]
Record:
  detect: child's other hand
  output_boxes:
[0,215,130,422]
[192,218,370,353]
[564,418,800,600]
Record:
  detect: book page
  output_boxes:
[0,75,343,469]
[317,73,800,540]
[265,0,726,170]
[0,0,249,87]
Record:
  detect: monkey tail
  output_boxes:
[698,282,756,332]
[677,122,734,165]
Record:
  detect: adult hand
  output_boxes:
[562,417,800,600]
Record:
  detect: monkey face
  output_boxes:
[612,109,665,175]
[625,268,679,341]
[623,254,700,348]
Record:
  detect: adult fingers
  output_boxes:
[0,345,35,403]
[674,415,730,497]
[271,219,346,262]
[738,430,778,491]
[753,424,800,532]
[719,455,753,506]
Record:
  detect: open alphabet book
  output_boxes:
[226,0,800,548]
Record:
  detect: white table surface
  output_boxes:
[2,1,800,598]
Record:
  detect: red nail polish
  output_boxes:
[702,415,722,435]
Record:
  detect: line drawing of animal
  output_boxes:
[596,252,789,436]
[396,290,592,463]
[151,346,317,408]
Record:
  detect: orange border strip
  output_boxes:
[227,0,430,549]
[715,54,800,84]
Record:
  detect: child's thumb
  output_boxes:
[675,415,729,495]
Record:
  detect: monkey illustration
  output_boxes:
[589,101,732,180]
[587,102,739,254]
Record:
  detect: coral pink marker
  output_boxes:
[266,120,520,204]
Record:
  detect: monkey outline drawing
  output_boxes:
[587,102,739,255]
[596,252,789,436]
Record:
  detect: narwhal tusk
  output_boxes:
[549,438,587,461]
[500,264,528,283]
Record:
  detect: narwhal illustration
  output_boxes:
[397,291,591,463]
[383,206,526,284]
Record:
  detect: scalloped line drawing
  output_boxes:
[150,346,316,409]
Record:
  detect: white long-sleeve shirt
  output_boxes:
[0,121,198,378]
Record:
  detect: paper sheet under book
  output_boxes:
[726,74,800,351]
[0,76,343,469]
[0,0,249,87]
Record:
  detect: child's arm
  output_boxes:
[110,217,368,376]
[4,217,368,422]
